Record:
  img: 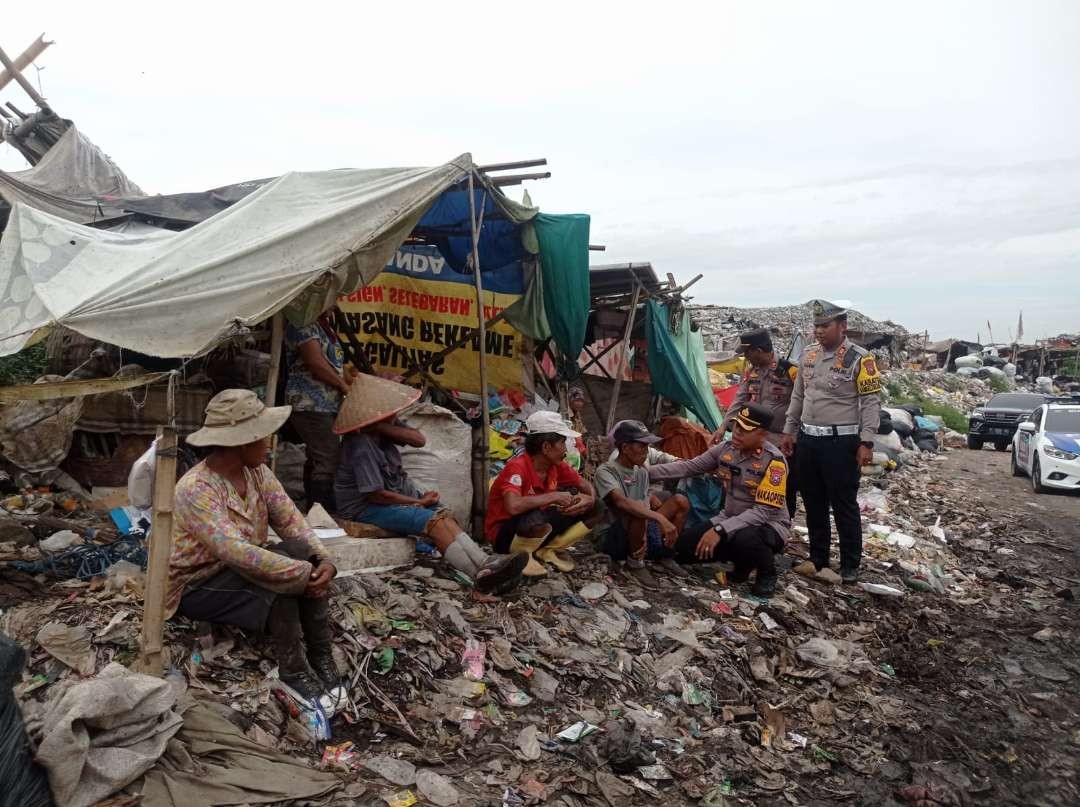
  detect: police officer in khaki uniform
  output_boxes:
[781,300,881,583]
[649,403,790,596]
[715,329,799,517]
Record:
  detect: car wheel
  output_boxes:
[1011,448,1023,477]
[1031,456,1046,494]
[967,435,983,450]
[994,442,1008,452]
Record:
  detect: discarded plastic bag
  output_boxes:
[795,638,870,671]
[859,582,905,597]
[416,769,460,806]
[36,622,95,676]
[105,560,146,594]
[127,439,158,510]
[886,532,917,549]
[39,530,82,553]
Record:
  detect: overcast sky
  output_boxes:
[2,1,1078,342]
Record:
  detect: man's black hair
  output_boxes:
[525,432,565,455]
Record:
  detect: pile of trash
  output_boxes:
[5,436,1069,806]
[690,301,908,355]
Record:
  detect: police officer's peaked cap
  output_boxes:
[735,328,773,354]
[810,299,847,325]
[732,403,773,432]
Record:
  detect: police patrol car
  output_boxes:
[1010,401,1080,493]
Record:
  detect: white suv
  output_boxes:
[1011,402,1080,493]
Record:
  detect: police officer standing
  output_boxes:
[781,301,881,584]
[650,403,790,596]
[715,329,799,517]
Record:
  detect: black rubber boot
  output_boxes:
[751,574,778,598]
[299,596,339,688]
[729,564,752,584]
[269,597,323,699]
[308,480,337,515]
[840,567,859,584]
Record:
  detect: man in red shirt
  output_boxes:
[486,411,600,577]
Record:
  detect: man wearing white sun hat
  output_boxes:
[169,389,339,700]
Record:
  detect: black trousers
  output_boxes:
[674,523,780,578]
[785,443,799,519]
[796,433,862,571]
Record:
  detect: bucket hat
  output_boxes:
[334,373,421,435]
[186,389,291,447]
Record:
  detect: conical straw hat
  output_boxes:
[333,373,422,435]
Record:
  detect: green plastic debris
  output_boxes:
[811,744,838,763]
[374,647,395,674]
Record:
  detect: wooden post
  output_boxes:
[606,283,642,433]
[137,426,178,675]
[264,312,284,473]
[467,171,491,536]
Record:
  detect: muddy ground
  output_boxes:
[868,447,1079,806]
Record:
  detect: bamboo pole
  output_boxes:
[0,35,52,96]
[136,425,178,675]
[0,43,51,110]
[606,283,642,433]
[264,312,284,472]
[467,172,491,535]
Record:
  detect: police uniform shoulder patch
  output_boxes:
[754,459,788,508]
[856,354,882,395]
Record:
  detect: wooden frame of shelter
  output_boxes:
[543,262,703,436]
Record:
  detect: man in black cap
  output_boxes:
[595,420,690,584]
[781,300,881,584]
[715,328,799,517]
[648,403,789,596]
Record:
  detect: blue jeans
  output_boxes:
[355,503,440,535]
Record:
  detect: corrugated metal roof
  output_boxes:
[588,262,662,298]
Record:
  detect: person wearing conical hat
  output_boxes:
[334,374,528,594]
[648,403,790,597]
[169,389,340,701]
[484,411,602,577]
[781,299,881,585]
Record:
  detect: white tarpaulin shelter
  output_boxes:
[0,125,144,222]
[0,154,473,358]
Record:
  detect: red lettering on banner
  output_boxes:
[342,286,384,304]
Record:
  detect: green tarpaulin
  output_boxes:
[534,213,591,361]
[645,299,722,432]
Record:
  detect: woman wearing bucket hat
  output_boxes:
[167,389,340,700]
[333,374,528,594]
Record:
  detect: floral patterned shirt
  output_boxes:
[284,321,345,413]
[166,461,328,617]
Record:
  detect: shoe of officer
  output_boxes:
[751,574,778,598]
[840,567,859,584]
